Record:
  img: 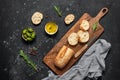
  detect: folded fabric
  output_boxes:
[42,39,111,80]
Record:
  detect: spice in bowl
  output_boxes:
[22,27,36,42]
[45,22,58,35]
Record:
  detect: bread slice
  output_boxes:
[31,12,43,25]
[80,20,89,31]
[68,32,78,46]
[77,30,89,43]
[65,14,75,24]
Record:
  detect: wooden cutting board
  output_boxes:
[43,7,108,75]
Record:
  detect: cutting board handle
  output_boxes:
[95,7,108,21]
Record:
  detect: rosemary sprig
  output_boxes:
[54,5,62,17]
[19,50,38,71]
[92,22,98,31]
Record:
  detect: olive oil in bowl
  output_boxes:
[45,22,58,35]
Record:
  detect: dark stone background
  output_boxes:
[0,0,120,80]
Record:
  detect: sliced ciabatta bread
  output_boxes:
[68,32,78,46]
[77,30,89,43]
[80,20,89,31]
[31,12,43,25]
[65,14,75,25]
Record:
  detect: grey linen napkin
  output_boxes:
[42,39,111,80]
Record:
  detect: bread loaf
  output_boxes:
[54,45,74,69]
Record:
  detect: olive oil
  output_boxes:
[45,22,58,35]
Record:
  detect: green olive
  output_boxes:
[31,32,36,38]
[23,34,27,39]
[27,37,32,41]
[26,32,31,37]
[22,27,36,42]
[28,28,33,33]
[23,29,27,34]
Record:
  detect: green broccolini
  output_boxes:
[19,50,38,71]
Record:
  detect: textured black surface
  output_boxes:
[0,0,120,80]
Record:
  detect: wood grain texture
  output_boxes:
[43,8,108,75]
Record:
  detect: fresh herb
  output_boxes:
[92,22,98,31]
[32,47,38,51]
[54,5,62,17]
[19,50,38,71]
[28,47,38,55]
